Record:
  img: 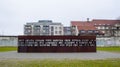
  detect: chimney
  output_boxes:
[87,18,89,22]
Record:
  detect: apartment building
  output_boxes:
[92,20,120,36]
[24,20,64,35]
[71,19,120,36]
[71,21,102,36]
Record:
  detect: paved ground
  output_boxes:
[0,51,120,60]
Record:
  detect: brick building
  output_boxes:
[71,19,120,36]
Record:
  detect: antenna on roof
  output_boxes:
[87,18,89,22]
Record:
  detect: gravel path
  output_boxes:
[0,51,120,60]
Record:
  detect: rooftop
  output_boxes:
[26,20,62,25]
[71,19,120,26]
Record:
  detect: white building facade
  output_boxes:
[24,20,64,35]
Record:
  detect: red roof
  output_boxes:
[71,21,93,26]
[71,21,96,31]
[71,19,120,26]
[92,19,120,25]
[77,26,97,31]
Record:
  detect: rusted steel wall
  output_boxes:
[18,36,96,52]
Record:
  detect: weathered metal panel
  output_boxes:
[18,36,96,52]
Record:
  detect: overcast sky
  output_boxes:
[0,0,120,35]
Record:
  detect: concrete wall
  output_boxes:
[0,36,18,46]
[0,36,120,46]
[96,37,120,46]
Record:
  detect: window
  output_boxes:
[25,27,31,30]
[44,25,48,27]
[51,26,54,31]
[117,27,119,29]
[35,25,40,27]
[43,30,45,33]
[94,24,97,25]
[27,30,31,33]
[102,31,105,33]
[55,27,57,29]
[72,26,76,29]
[43,26,49,34]
[59,31,62,34]
[25,25,31,28]
[59,27,62,29]
[103,24,105,25]
[97,27,100,29]
[55,31,57,34]
[106,27,109,29]
[80,30,86,33]
[115,24,119,26]
[88,30,93,33]
[113,27,117,29]
[94,30,99,33]
[34,25,40,29]
[72,26,76,27]
[102,27,105,29]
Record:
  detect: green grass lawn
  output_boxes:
[0,59,120,67]
[97,46,120,53]
[0,46,17,52]
[0,46,120,67]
